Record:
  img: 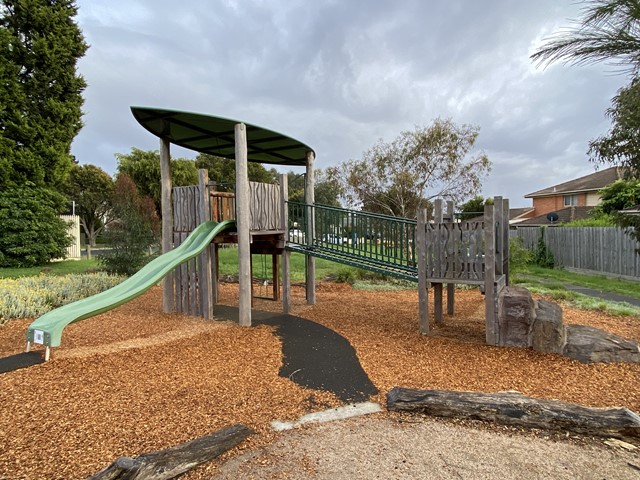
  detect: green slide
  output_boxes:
[26,220,235,350]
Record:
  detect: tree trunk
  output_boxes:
[387,387,640,439]
[89,424,253,480]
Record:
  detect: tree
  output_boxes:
[0,185,71,267]
[584,178,640,239]
[63,164,114,258]
[340,119,491,219]
[195,153,279,190]
[589,78,640,175]
[0,0,87,190]
[531,0,640,74]
[457,196,493,220]
[99,174,160,276]
[287,167,343,207]
[595,178,640,213]
[116,148,198,215]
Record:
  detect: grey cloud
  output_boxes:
[71,0,628,208]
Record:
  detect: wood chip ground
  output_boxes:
[0,283,638,479]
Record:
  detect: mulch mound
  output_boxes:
[0,283,638,479]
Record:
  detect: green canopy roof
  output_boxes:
[131,107,314,167]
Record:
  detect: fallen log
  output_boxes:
[89,424,253,480]
[387,387,640,439]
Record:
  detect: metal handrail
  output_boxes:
[287,202,417,271]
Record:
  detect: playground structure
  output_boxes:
[25,107,509,357]
[169,174,510,344]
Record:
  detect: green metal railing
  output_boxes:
[287,202,418,279]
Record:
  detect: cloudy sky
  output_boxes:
[71,0,626,208]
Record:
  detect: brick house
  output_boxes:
[516,166,624,226]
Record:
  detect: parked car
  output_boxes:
[323,233,347,245]
[289,229,305,243]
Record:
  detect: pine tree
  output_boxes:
[0,0,88,189]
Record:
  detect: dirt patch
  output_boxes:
[210,414,640,480]
[0,283,638,479]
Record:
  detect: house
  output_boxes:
[516,166,625,226]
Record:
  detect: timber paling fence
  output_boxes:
[510,227,640,280]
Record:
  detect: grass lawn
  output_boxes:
[513,265,640,300]
[0,259,101,279]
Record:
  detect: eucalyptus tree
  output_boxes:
[341,119,491,219]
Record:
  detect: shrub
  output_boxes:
[99,175,160,276]
[508,237,532,271]
[0,186,71,267]
[532,228,555,268]
[0,273,124,324]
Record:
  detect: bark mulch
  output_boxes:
[0,283,638,479]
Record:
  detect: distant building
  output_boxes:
[516,167,625,226]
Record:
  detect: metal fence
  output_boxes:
[510,227,640,280]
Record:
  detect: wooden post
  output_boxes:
[280,174,291,313]
[433,199,443,325]
[272,253,279,301]
[305,150,316,305]
[198,169,213,320]
[160,136,174,313]
[502,197,510,286]
[494,196,504,277]
[417,208,429,334]
[484,202,497,345]
[235,123,251,327]
[211,244,219,305]
[446,200,455,316]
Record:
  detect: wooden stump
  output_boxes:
[89,424,253,480]
[387,387,640,439]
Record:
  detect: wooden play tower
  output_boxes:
[132,107,316,327]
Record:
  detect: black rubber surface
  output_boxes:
[0,351,44,374]
[215,306,378,403]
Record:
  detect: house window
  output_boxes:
[564,194,578,206]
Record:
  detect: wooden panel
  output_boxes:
[249,181,281,231]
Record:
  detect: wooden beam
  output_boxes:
[387,388,640,439]
[160,136,174,314]
[305,150,316,305]
[89,424,253,480]
[280,174,291,313]
[235,123,251,327]
[417,208,429,334]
